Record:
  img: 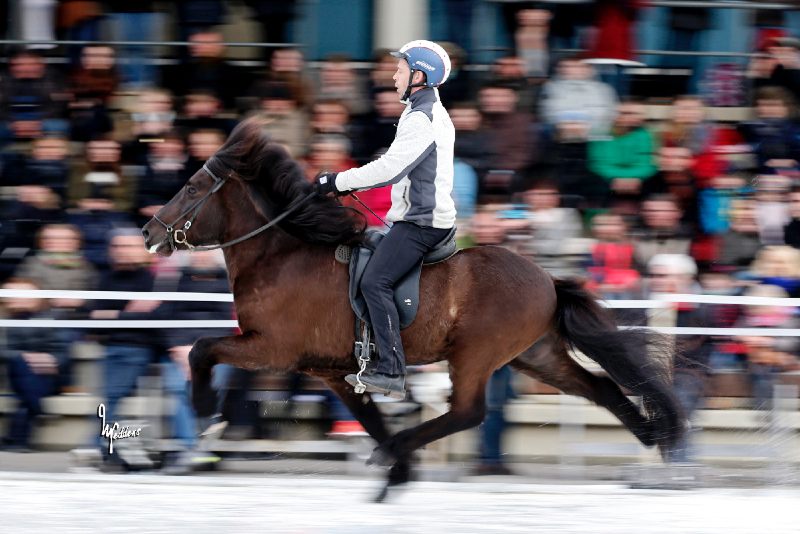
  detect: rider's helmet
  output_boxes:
[390,40,451,100]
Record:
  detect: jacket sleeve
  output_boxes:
[335,111,435,191]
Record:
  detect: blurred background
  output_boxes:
[0,0,798,484]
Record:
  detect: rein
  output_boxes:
[153,163,317,252]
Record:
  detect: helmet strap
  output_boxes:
[401,69,427,101]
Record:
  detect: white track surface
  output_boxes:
[0,472,796,533]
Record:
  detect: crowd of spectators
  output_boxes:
[0,4,798,466]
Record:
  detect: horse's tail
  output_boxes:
[551,277,685,455]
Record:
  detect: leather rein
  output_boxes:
[152,162,316,252]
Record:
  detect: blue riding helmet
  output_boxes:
[390,40,451,100]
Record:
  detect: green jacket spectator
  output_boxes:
[588,126,657,182]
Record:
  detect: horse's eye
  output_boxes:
[187,185,198,195]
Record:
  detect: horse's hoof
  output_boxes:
[366,447,396,468]
[373,484,390,503]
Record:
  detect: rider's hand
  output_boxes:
[314,172,342,196]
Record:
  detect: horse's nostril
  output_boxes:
[142,228,150,240]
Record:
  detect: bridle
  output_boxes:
[152,162,316,252]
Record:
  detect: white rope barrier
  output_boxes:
[602,294,800,308]
[0,290,797,334]
[1,289,796,307]
[0,289,234,302]
[0,319,239,329]
[626,326,800,337]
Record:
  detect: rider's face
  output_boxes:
[393,59,410,99]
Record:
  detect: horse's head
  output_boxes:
[141,161,231,256]
[141,118,274,256]
[142,117,366,256]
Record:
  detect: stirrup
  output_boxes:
[352,321,375,394]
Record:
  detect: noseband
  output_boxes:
[152,162,316,252]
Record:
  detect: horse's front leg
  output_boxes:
[370,359,491,467]
[189,334,257,417]
[322,376,412,502]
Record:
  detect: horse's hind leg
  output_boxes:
[322,376,411,502]
[511,334,655,447]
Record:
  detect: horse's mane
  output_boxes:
[210,117,366,245]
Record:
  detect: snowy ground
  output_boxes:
[0,471,796,534]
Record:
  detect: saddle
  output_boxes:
[344,226,458,331]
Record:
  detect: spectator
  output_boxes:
[472,365,515,476]
[262,47,313,109]
[749,36,800,103]
[518,181,585,276]
[718,198,763,271]
[0,48,69,146]
[451,101,490,176]
[243,0,298,46]
[514,8,551,80]
[539,57,618,138]
[748,245,800,298]
[735,284,800,409]
[104,1,163,89]
[186,128,226,176]
[68,136,137,213]
[156,249,232,471]
[754,174,792,246]
[301,134,354,179]
[361,89,404,162]
[87,230,162,460]
[67,183,134,269]
[698,268,744,371]
[490,55,537,112]
[645,254,712,464]
[589,100,657,215]
[175,90,236,137]
[469,204,515,248]
[162,28,250,110]
[786,187,800,248]
[587,212,641,299]
[697,173,747,238]
[642,146,700,231]
[2,179,64,269]
[633,194,692,271]
[367,48,398,97]
[136,130,190,224]
[540,111,609,209]
[316,54,371,117]
[437,42,473,105]
[122,88,177,166]
[68,45,117,142]
[1,278,70,451]
[660,95,742,187]
[450,102,486,221]
[14,224,96,295]
[56,1,104,67]
[19,135,71,205]
[478,80,536,198]
[738,87,800,176]
[302,134,391,229]
[249,83,308,159]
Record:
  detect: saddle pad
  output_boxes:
[349,247,422,330]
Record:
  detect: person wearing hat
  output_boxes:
[750,35,800,103]
[314,40,457,399]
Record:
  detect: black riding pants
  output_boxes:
[359,221,451,376]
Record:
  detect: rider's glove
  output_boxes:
[314,172,342,196]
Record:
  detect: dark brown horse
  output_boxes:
[142,118,684,499]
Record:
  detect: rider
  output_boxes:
[315,40,457,399]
